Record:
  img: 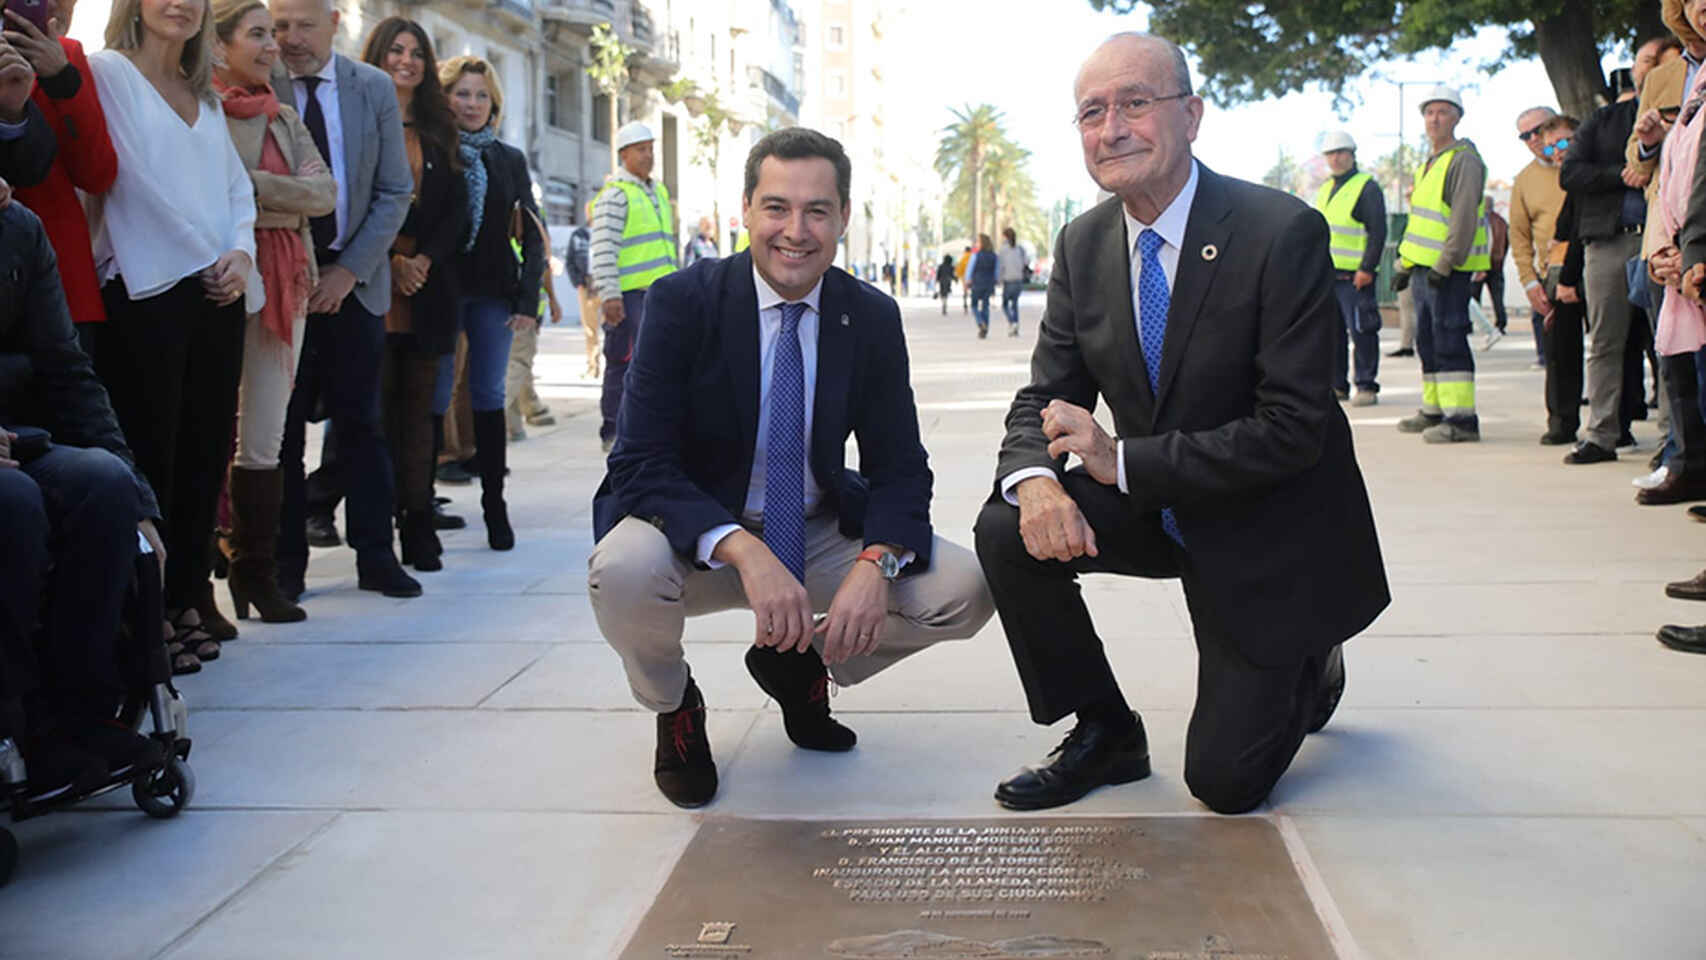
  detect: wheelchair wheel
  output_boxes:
[132,757,194,819]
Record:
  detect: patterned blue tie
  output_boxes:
[1137,229,1183,547]
[765,302,809,582]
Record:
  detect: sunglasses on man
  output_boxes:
[1518,124,1546,142]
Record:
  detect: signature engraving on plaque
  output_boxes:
[826,929,1110,958]
[1145,934,1289,960]
[697,923,736,944]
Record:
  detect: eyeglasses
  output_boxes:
[1518,124,1546,142]
[1075,93,1190,130]
[1542,138,1572,156]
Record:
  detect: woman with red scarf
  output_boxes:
[208,0,333,627]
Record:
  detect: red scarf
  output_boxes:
[216,80,281,121]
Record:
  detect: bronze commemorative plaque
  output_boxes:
[618,817,1337,959]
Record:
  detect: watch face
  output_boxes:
[879,552,901,578]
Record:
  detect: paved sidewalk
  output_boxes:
[4,292,1705,959]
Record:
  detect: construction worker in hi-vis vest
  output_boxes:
[1394,84,1489,444]
[589,121,678,451]
[1314,130,1388,408]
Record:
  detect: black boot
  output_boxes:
[227,467,307,623]
[472,409,514,551]
[1307,644,1345,734]
[654,676,717,808]
[398,509,443,572]
[429,414,465,530]
[744,646,857,751]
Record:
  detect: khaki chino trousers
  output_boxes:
[589,514,994,712]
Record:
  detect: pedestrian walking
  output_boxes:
[966,234,996,338]
[935,253,954,315]
[996,227,1027,336]
[683,215,718,266]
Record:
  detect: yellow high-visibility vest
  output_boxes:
[1314,172,1373,272]
[1398,146,1490,272]
[600,179,676,291]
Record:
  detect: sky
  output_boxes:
[902,1,1638,209]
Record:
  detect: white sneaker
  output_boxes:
[1634,465,1670,490]
[1481,328,1503,351]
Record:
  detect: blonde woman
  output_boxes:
[439,54,542,551]
[209,0,333,623]
[88,0,257,671]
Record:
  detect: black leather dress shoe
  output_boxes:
[1539,430,1577,446]
[655,678,717,807]
[305,514,341,548]
[1307,644,1345,734]
[432,501,466,530]
[356,555,422,598]
[1665,570,1706,601]
[745,646,856,751]
[1657,624,1706,654]
[1563,442,1617,464]
[994,714,1150,811]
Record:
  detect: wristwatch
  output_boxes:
[857,546,902,581]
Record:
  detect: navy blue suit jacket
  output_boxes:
[593,252,936,570]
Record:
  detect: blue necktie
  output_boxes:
[764,302,809,582]
[1137,230,1183,547]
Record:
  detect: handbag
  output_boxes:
[1626,254,1651,312]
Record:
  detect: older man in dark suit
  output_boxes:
[975,33,1390,815]
[588,129,993,809]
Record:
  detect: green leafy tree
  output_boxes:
[1261,147,1303,195]
[586,23,635,170]
[936,104,1005,238]
[1087,0,1667,124]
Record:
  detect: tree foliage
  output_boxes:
[1086,1,1666,123]
[935,105,1047,250]
[586,23,634,169]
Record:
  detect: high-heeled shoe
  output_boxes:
[473,410,514,551]
[399,509,444,571]
[226,467,306,623]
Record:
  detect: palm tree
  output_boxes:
[936,104,1004,238]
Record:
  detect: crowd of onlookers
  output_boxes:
[0,0,571,799]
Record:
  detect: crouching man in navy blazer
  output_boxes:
[589,129,994,808]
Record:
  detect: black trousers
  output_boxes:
[1667,352,1706,475]
[0,446,143,714]
[279,297,395,573]
[1623,306,1653,428]
[96,277,245,608]
[974,471,1328,815]
[1544,300,1586,438]
[305,334,441,517]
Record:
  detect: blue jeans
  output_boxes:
[1333,278,1381,393]
[1001,281,1023,329]
[601,288,648,441]
[457,297,515,413]
[971,287,993,330]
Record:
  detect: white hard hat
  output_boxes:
[1319,130,1356,153]
[615,121,655,152]
[1419,85,1464,115]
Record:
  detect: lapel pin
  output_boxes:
[1201,244,1219,262]
[841,313,850,326]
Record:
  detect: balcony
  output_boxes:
[539,0,617,37]
[748,65,801,118]
[491,0,536,32]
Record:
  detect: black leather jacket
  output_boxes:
[0,202,158,519]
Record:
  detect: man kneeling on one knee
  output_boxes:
[588,129,994,808]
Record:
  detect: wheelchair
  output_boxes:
[0,531,195,887]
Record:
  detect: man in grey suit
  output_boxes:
[269,0,419,599]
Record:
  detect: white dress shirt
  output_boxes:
[1001,160,1200,502]
[695,267,825,565]
[290,56,348,249]
[86,51,258,299]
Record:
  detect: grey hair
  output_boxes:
[1517,105,1557,122]
[1098,31,1193,96]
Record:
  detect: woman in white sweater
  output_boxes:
[87,0,257,672]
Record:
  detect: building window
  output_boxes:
[592,93,611,143]
[828,70,846,98]
[827,24,844,48]
[545,75,560,129]
[547,70,582,132]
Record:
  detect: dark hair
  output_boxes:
[362,18,460,170]
[1645,34,1685,55]
[1540,113,1580,135]
[743,127,852,208]
[1002,227,1017,245]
